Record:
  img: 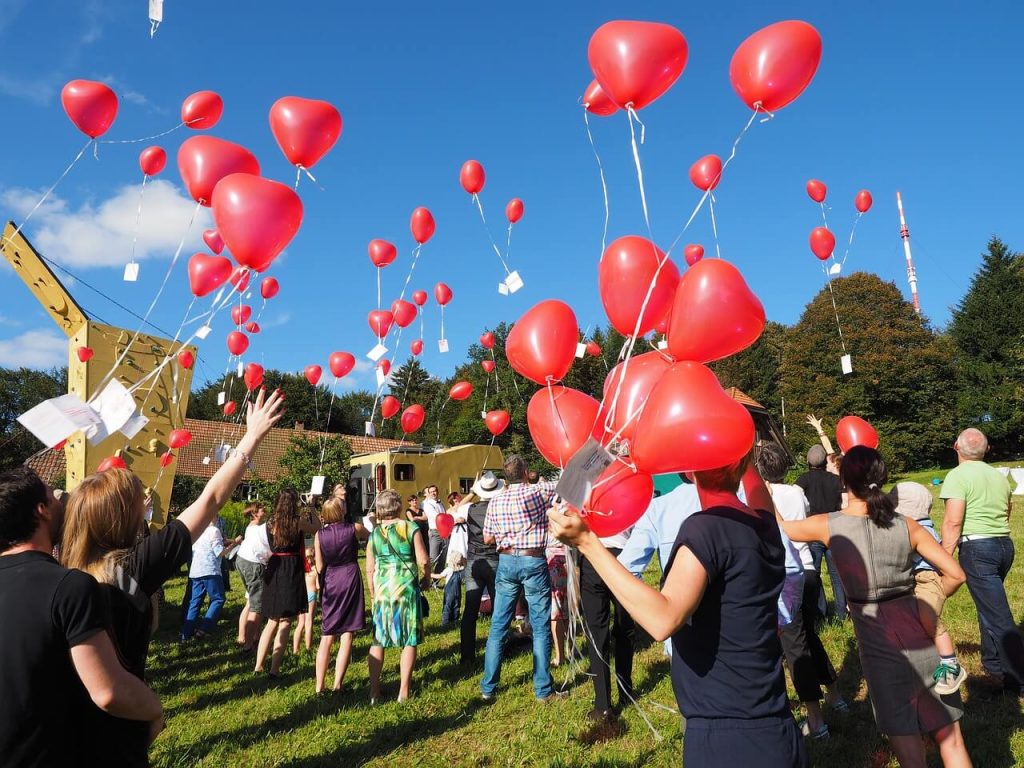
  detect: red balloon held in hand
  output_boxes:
[269,96,343,169]
[729,20,822,112]
[410,339,424,356]
[188,253,233,297]
[689,154,723,192]
[835,416,880,453]
[460,160,485,195]
[212,174,303,273]
[666,259,765,363]
[632,361,756,475]
[203,229,224,255]
[480,331,495,350]
[485,410,511,436]
[223,401,236,416]
[226,331,249,356]
[391,299,417,328]
[806,179,827,203]
[168,429,192,449]
[527,386,602,467]
[582,79,619,116]
[181,91,223,130]
[97,456,127,472]
[231,305,252,326]
[368,310,394,339]
[684,244,704,266]
[245,322,260,334]
[481,360,495,373]
[61,80,118,138]
[599,236,679,336]
[506,300,578,385]
[434,283,453,306]
[177,350,195,370]
[410,207,435,244]
[304,365,322,386]
[412,289,428,307]
[381,396,401,419]
[377,359,391,377]
[809,226,836,261]
[401,404,426,434]
[139,146,166,176]
[588,21,689,110]
[329,352,355,378]
[584,462,654,537]
[261,277,280,300]
[229,266,251,293]
[159,451,175,469]
[177,136,260,206]
[602,349,672,444]
[76,346,94,363]
[243,363,264,391]
[506,198,524,224]
[449,381,473,401]
[855,189,873,213]
[368,239,397,268]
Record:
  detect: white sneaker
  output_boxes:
[933,663,967,695]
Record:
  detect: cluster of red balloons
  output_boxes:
[805,182,873,261]
[459,160,525,227]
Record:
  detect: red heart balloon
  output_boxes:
[188,253,233,297]
[806,179,827,203]
[177,350,195,369]
[584,462,654,537]
[244,322,260,334]
[485,410,511,436]
[329,351,355,378]
[261,277,280,300]
[586,341,601,357]
[809,226,836,261]
[401,404,426,434]
[139,146,166,177]
[602,349,672,445]
[582,79,619,116]
[243,362,264,391]
[168,429,193,449]
[527,386,602,467]
[633,361,755,474]
[480,331,495,349]
[391,299,417,328]
[181,91,224,130]
[178,137,260,206]
[76,346,94,363]
[229,266,251,293]
[434,283,453,306]
[506,300,578,385]
[368,239,397,268]
[269,96,343,169]
[684,244,704,266]
[212,174,303,273]
[836,416,880,453]
[368,310,394,339]
[855,190,873,213]
[599,236,679,336]
[97,455,127,472]
[304,365,322,386]
[460,160,485,195]
[449,381,473,401]
[159,451,175,468]
[203,229,224,255]
[506,198,524,224]
[689,154,723,192]
[226,331,249,356]
[436,512,455,539]
[587,21,689,110]
[381,396,401,419]
[410,339,424,356]
[410,207,435,244]
[231,305,252,326]
[481,360,495,373]
[412,289,428,306]
[377,359,391,377]
[223,401,237,416]
[666,259,765,364]
[61,80,118,138]
[729,20,822,112]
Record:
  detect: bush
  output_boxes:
[219,500,250,538]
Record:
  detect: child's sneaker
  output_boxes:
[933,662,967,695]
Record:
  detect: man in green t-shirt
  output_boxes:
[940,427,1024,695]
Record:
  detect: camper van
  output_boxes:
[348,444,504,514]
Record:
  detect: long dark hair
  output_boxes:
[839,446,896,528]
[268,488,301,548]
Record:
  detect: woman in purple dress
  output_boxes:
[314,496,366,693]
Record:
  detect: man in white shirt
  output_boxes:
[422,485,447,572]
[181,519,226,640]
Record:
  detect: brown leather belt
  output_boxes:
[498,547,545,558]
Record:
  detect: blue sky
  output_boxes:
[2,1,1023,390]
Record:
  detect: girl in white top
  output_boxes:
[234,505,270,652]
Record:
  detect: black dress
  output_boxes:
[261,528,306,619]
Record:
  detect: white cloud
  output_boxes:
[2,181,212,269]
[262,311,292,329]
[0,329,67,368]
[0,315,21,326]
[338,358,375,390]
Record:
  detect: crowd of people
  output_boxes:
[1,385,1022,767]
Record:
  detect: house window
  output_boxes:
[237,483,258,502]
[394,463,415,482]
[459,477,474,494]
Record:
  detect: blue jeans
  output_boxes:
[442,570,463,625]
[808,541,847,619]
[481,554,553,699]
[181,575,226,638]
[960,537,1024,690]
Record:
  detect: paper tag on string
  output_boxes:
[236,361,244,377]
[829,263,842,276]
[555,438,615,509]
[480,410,487,419]
[364,421,376,437]
[123,263,139,282]
[575,343,587,359]
[120,412,148,439]
[245,292,253,300]
[841,354,853,375]
[214,444,230,463]
[217,391,226,406]
[505,271,524,293]
[85,380,138,445]
[17,394,101,448]
[657,339,669,350]
[498,282,509,296]
[148,0,163,23]
[202,456,211,466]
[438,339,449,353]
[367,343,388,361]
[196,325,212,340]
[309,476,326,496]
[375,367,389,388]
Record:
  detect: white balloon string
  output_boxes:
[822,263,848,354]
[625,106,653,243]
[376,269,381,310]
[483,372,490,413]
[472,194,512,275]
[126,174,150,272]
[505,223,514,269]
[819,201,829,229]
[98,120,189,145]
[319,378,340,472]
[440,305,446,342]
[418,306,424,340]
[294,166,302,191]
[582,109,610,258]
[709,193,721,259]
[547,380,571,471]
[370,323,404,426]
[491,348,500,394]
[137,295,197,414]
[296,164,322,189]
[840,212,863,268]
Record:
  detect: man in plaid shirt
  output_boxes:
[480,454,564,703]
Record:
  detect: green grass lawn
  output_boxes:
[149,476,1024,767]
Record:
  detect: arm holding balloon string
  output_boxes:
[176,388,284,542]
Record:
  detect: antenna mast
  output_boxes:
[896,192,921,315]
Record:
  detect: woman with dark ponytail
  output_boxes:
[780,446,973,768]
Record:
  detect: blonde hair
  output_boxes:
[376,490,402,520]
[62,469,145,584]
[321,497,347,524]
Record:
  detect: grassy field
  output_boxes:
[148,471,1024,767]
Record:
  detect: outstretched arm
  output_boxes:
[806,414,836,455]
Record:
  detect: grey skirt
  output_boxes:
[235,556,266,614]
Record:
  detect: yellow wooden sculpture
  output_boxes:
[2,221,194,525]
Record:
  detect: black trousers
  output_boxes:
[779,570,837,702]
[580,550,635,710]
[461,556,498,662]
